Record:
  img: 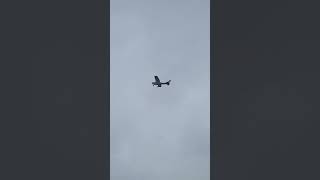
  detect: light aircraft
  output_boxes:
[152,76,171,87]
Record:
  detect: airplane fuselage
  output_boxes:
[152,82,166,86]
[152,81,171,87]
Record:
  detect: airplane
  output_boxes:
[152,76,171,87]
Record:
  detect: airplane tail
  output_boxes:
[166,80,171,85]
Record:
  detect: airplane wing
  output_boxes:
[154,76,160,82]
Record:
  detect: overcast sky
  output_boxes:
[110,0,210,179]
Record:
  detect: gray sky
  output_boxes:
[110,0,210,179]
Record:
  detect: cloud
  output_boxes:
[111,0,210,179]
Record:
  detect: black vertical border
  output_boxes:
[106,0,110,179]
[210,0,214,180]
[13,0,111,179]
[214,0,320,180]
